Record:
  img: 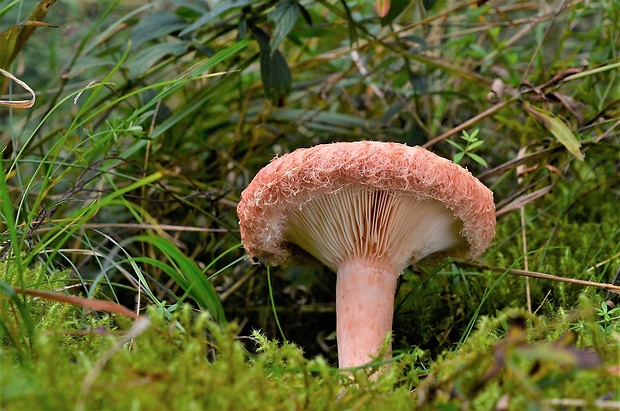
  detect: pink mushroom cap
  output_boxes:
[238,141,495,269]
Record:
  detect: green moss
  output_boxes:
[1,271,617,410]
[414,304,619,410]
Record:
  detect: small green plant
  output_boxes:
[446,129,488,166]
[596,301,620,337]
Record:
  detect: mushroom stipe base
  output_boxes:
[336,259,398,369]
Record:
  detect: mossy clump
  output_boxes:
[1,264,618,411]
[1,300,415,410]
[413,302,620,410]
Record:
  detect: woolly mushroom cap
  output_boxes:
[237,141,495,273]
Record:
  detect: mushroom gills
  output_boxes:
[284,188,465,273]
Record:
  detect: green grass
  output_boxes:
[0,0,619,409]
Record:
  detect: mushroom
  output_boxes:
[237,141,495,370]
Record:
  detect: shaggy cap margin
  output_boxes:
[237,141,496,267]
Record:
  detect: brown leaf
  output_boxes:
[0,68,35,108]
[0,0,58,74]
[15,20,62,29]
[551,92,585,124]
[524,101,584,161]
[486,78,506,103]
[545,67,585,87]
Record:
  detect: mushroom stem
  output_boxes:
[336,259,399,369]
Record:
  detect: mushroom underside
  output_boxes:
[284,188,466,274]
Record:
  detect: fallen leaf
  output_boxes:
[551,92,585,123]
[524,101,584,161]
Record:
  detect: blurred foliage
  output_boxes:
[0,0,619,406]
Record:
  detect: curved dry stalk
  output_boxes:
[10,286,140,319]
[0,68,36,108]
[461,262,620,295]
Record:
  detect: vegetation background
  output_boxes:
[0,0,618,409]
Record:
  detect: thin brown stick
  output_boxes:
[516,148,532,313]
[520,208,532,312]
[587,251,620,272]
[11,286,140,319]
[423,99,514,148]
[460,262,620,295]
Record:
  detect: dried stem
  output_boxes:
[461,262,620,295]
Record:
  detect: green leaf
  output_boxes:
[446,139,464,150]
[453,152,464,164]
[600,301,608,313]
[298,3,313,26]
[268,0,299,53]
[468,43,488,59]
[467,140,484,150]
[524,101,584,161]
[132,235,227,323]
[270,109,378,132]
[254,28,292,105]
[147,38,253,139]
[130,13,188,51]
[409,72,428,94]
[338,0,358,45]
[423,0,441,10]
[127,41,188,79]
[467,152,488,166]
[238,14,248,39]
[179,0,258,37]
[62,56,114,80]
